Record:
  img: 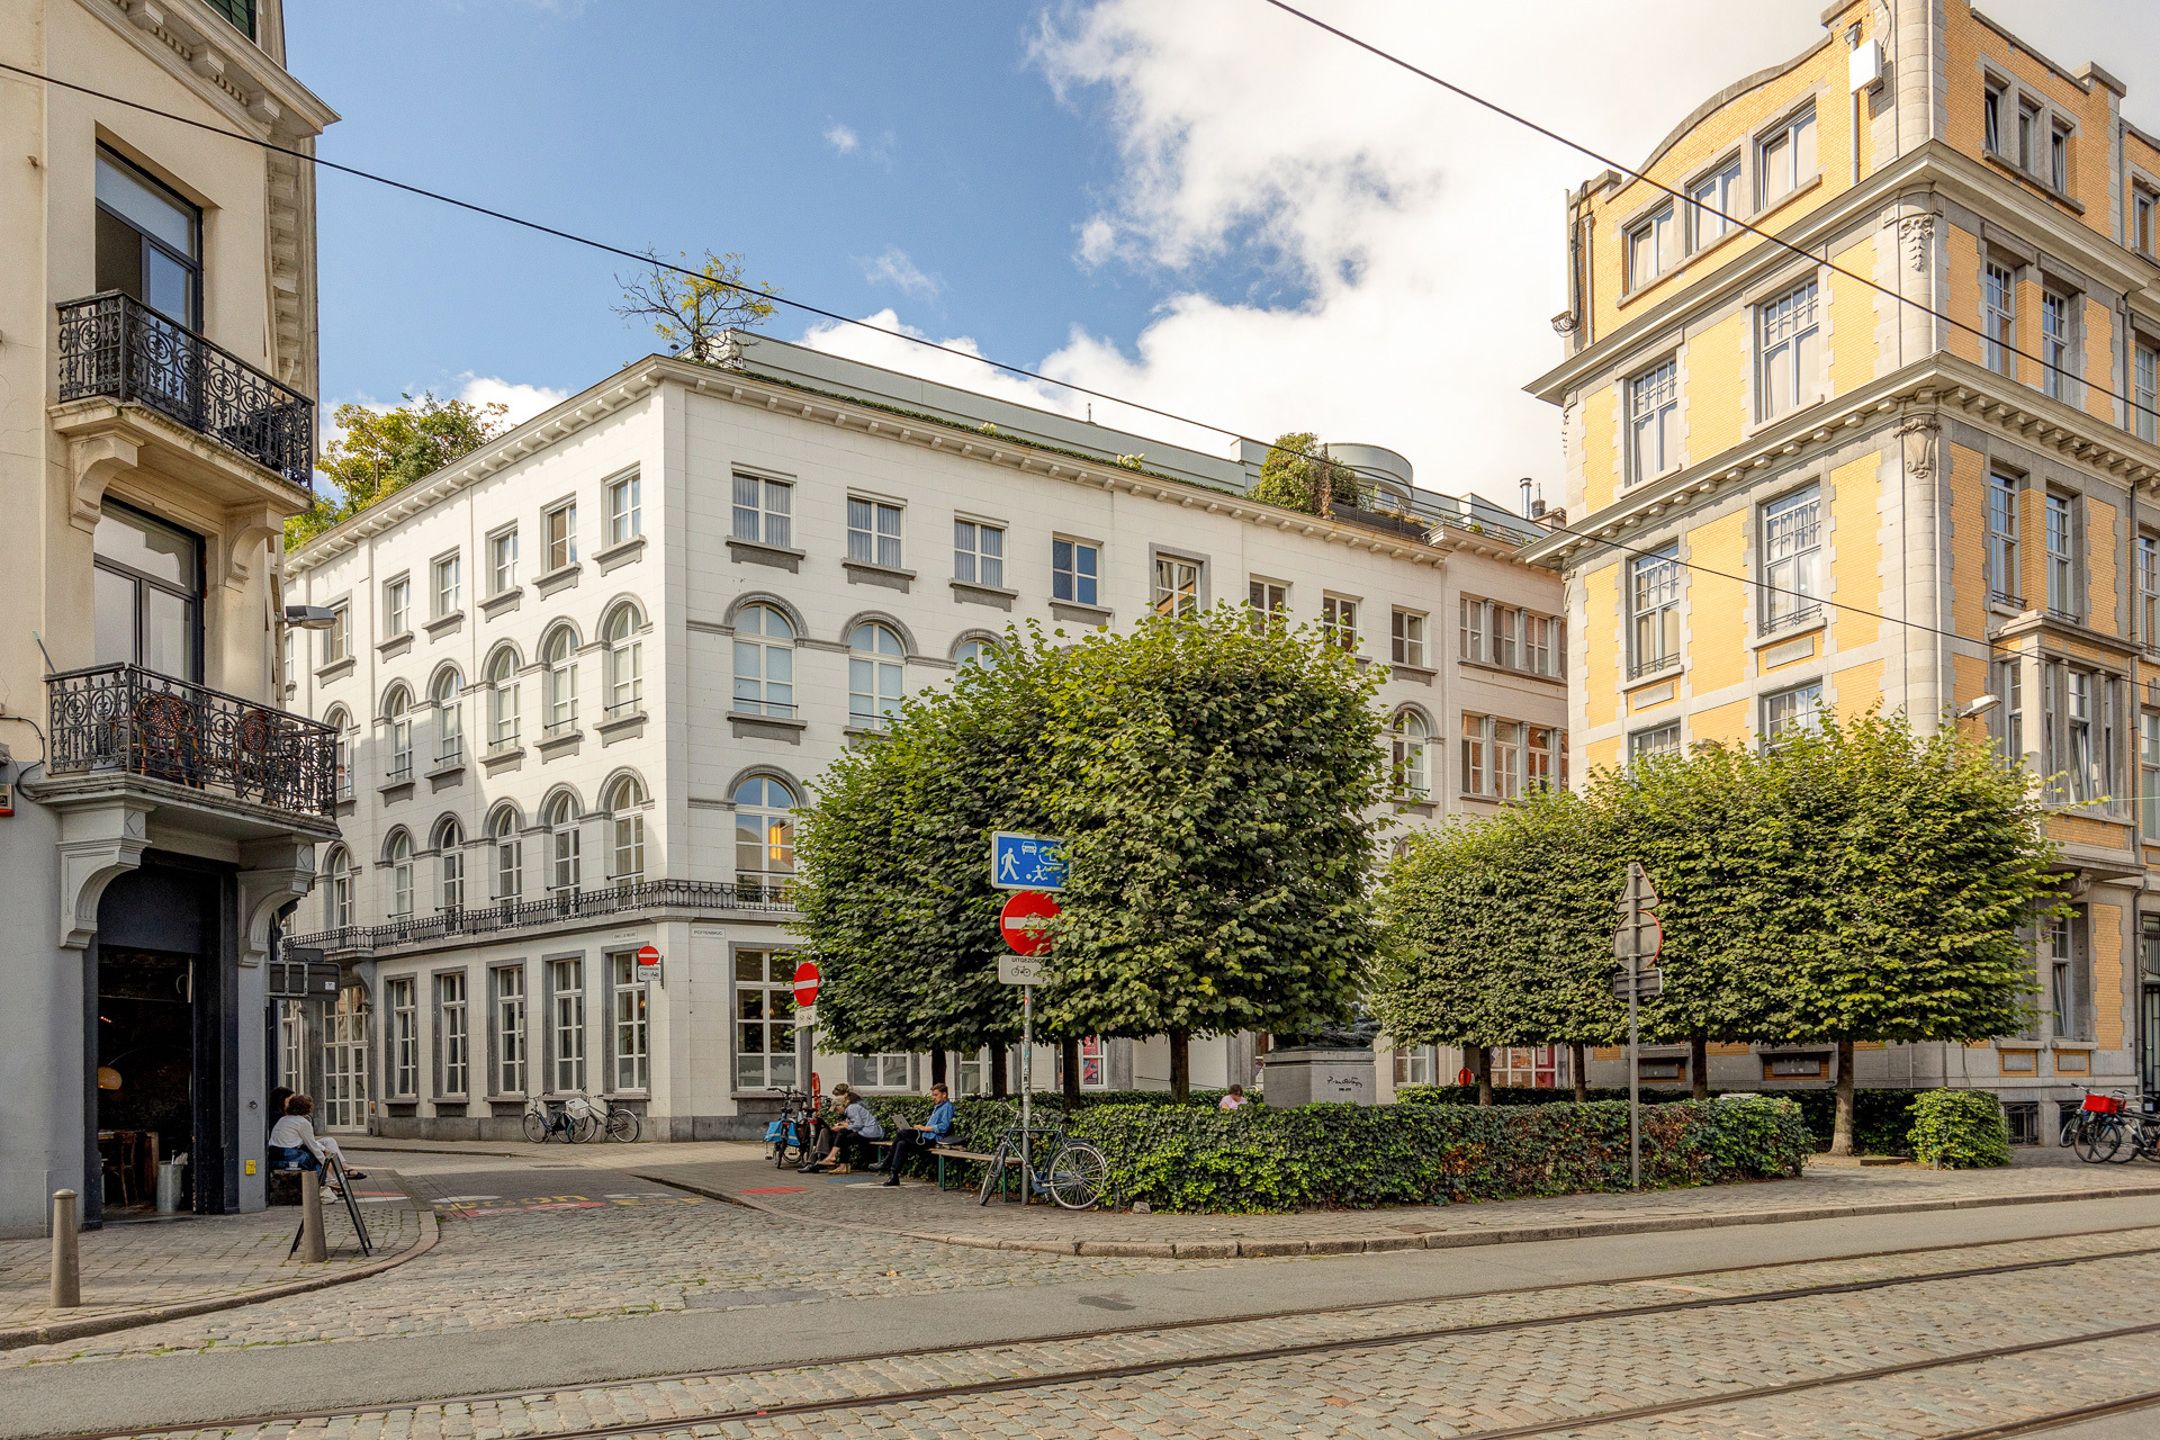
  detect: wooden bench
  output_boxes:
[860,1138,996,1191]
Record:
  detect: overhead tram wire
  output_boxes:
[0,59,2049,660]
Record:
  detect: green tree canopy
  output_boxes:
[1248,431,1363,515]
[613,248,777,360]
[284,393,507,548]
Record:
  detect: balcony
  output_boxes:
[288,879,795,957]
[56,293,313,494]
[48,664,338,819]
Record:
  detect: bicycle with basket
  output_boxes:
[2068,1089,2160,1163]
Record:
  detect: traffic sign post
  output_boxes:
[1613,861,1662,1191]
[990,833,1067,892]
[998,889,1061,1202]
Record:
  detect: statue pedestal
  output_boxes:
[1261,1047,1377,1107]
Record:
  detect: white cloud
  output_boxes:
[824,121,860,155]
[863,246,941,300]
[452,373,569,426]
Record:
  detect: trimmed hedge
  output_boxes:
[860,1092,1811,1213]
[1908,1089,2011,1169]
[1398,1084,1917,1156]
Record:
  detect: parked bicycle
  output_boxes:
[2069,1090,2160,1163]
[764,1086,819,1169]
[586,1091,642,1143]
[522,1093,599,1144]
[976,1123,1109,1210]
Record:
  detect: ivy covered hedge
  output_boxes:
[1908,1090,2011,1169]
[1398,1085,1918,1156]
[860,1092,1811,1213]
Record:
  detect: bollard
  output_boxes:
[298,1170,328,1263]
[50,1190,80,1308]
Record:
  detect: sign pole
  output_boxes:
[1627,955,1640,1192]
[1020,983,1034,1203]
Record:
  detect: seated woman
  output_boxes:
[799,1083,884,1174]
[267,1095,367,1187]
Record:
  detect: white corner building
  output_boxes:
[281,334,1566,1138]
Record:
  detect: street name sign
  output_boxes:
[999,890,1060,956]
[999,956,1047,986]
[991,832,1067,891]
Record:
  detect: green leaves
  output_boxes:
[1248,431,1364,514]
[1907,1089,2012,1168]
[285,393,508,549]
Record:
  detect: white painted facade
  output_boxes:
[283,335,1566,1138]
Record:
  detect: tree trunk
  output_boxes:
[1830,1037,1857,1157]
[1690,1031,1710,1100]
[1472,1045,1493,1106]
[1060,1036,1081,1105]
[1570,1041,1588,1102]
[929,1049,947,1089]
[989,1046,1009,1099]
[1168,1028,1191,1102]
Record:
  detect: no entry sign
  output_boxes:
[999,890,1060,956]
[635,944,662,968]
[792,960,822,1009]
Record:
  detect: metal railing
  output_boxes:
[287,878,796,955]
[56,292,314,492]
[48,663,338,817]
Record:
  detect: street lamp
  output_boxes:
[1956,694,2001,720]
[283,605,338,631]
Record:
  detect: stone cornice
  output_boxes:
[88,0,339,140]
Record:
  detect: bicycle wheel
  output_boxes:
[977,1143,1008,1206]
[606,1107,640,1142]
[522,1108,550,1144]
[1044,1141,1109,1211]
[570,1113,601,1143]
[2075,1114,2123,1163]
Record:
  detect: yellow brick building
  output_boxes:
[1524,0,2160,1131]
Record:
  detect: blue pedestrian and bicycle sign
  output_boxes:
[990,832,1067,891]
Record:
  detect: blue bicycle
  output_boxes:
[764,1087,819,1168]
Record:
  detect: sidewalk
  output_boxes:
[637,1155,2160,1259]
[0,1173,433,1349]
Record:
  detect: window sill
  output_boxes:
[594,536,646,574]
[1459,658,1565,685]
[950,579,1018,609]
[1745,395,1829,442]
[1386,662,1437,684]
[482,746,525,771]
[1983,150,2086,214]
[534,563,582,598]
[726,538,805,572]
[426,757,465,781]
[843,560,914,592]
[1624,661,1684,689]
[1753,614,1826,647]
[1391,797,1437,816]
[1613,174,1824,313]
[844,724,894,741]
[730,712,807,742]
[538,729,581,757]
[1049,600,1112,627]
[480,588,523,619]
[378,776,416,799]
[377,634,414,661]
[2051,1038,2098,1051]
[596,711,648,740]
[315,656,356,684]
[425,610,465,639]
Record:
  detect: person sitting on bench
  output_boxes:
[268,1095,366,1187]
[881,1082,955,1187]
[802,1083,883,1173]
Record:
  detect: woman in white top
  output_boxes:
[267,1094,365,1183]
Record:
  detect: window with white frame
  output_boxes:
[1393,1044,1437,1088]
[733,604,796,716]
[1391,608,1427,667]
[321,986,368,1128]
[541,625,577,736]
[2017,99,2041,172]
[1759,484,1823,632]
[1526,613,1561,678]
[2137,341,2160,444]
[1460,596,1485,663]
[847,495,904,569]
[1629,546,1681,676]
[2049,121,2072,193]
[848,621,905,728]
[1077,1036,1108,1089]
[1627,358,1678,484]
[1983,80,2006,156]
[487,525,518,596]
[1757,279,1821,420]
[2041,289,2074,401]
[1626,204,1673,290]
[326,845,353,928]
[734,775,797,887]
[279,1001,306,1094]
[431,552,461,618]
[1984,261,2015,375]
[732,473,793,548]
[2042,659,2122,808]
[1526,725,1564,792]
[492,965,526,1095]
[1757,103,1816,204]
[1460,714,1486,796]
[543,791,580,893]
[548,957,585,1092]
[2137,187,2159,257]
[2045,491,2081,618]
[437,971,469,1097]
[1987,470,2022,605]
[542,499,577,572]
[485,646,520,752]
[385,829,414,919]
[1990,657,2025,764]
[490,805,522,901]
[1321,594,1359,652]
[1688,156,1740,249]
[282,629,293,693]
[1053,537,1100,607]
[2140,533,2160,649]
[382,683,414,781]
[954,518,1005,588]
[322,603,350,666]
[2142,710,2160,837]
[1152,553,1202,617]
[327,708,353,800]
[601,602,643,718]
[431,666,463,765]
[847,1053,911,1090]
[1248,578,1288,631]
[387,976,417,1098]
[2049,910,2093,1041]
[1630,723,1682,762]
[733,949,797,1091]
[1390,709,1431,798]
[1761,680,1824,748]
[1492,719,1522,800]
[433,815,464,912]
[954,637,997,668]
[606,773,646,884]
[605,471,641,547]
[382,575,410,639]
[609,951,648,1092]
[1460,714,1527,800]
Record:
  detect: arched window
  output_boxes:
[733,604,795,717]
[484,645,521,753]
[602,601,644,719]
[540,624,579,737]
[430,666,464,766]
[847,621,905,729]
[1391,709,1432,799]
[488,804,522,902]
[733,775,797,889]
[952,637,997,670]
[324,706,354,801]
[381,683,414,783]
[604,773,647,884]
[542,789,581,893]
[383,828,414,919]
[432,814,465,912]
[324,844,354,928]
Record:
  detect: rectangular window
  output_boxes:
[1983,81,2005,155]
[1688,157,1741,249]
[1490,604,1520,671]
[610,952,649,1093]
[1393,1044,1437,1088]
[2050,121,2072,193]
[2140,534,2160,648]
[382,576,410,639]
[1759,484,1823,633]
[1761,680,1825,748]
[733,949,797,1092]
[1078,1036,1108,1090]
[542,500,577,572]
[1321,595,1359,652]
[2045,491,2080,617]
[847,1053,912,1090]
[431,552,461,618]
[1526,725,1559,792]
[1491,720,1522,801]
[442,843,464,913]
[953,518,1005,588]
[2050,911,2093,1041]
[1987,470,2022,605]
[2041,290,2073,400]
[1627,358,1679,484]
[732,474,793,549]
[2043,660,2121,807]
[1152,554,1202,617]
[1460,597,1488,665]
[487,526,518,596]
[605,472,642,547]
[2137,342,2159,444]
[550,821,581,894]
[1984,262,2015,375]
[95,147,201,328]
[2018,100,2041,172]
[2142,711,2160,838]
[1626,205,1673,289]
[1460,713,1487,796]
[322,603,350,666]
[1630,723,1681,762]
[1248,578,1288,631]
[1990,657,2024,762]
[847,496,905,570]
[2138,188,2159,257]
[492,966,526,1096]
[1053,537,1100,607]
[1629,545,1681,676]
[437,972,469,1098]
[548,957,585,1093]
[1757,103,1817,205]
[1391,608,1428,667]
[1757,279,1821,419]
[1524,614,1558,677]
[387,977,417,1098]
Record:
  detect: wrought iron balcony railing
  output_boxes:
[287,878,795,955]
[56,292,314,493]
[48,663,339,817]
